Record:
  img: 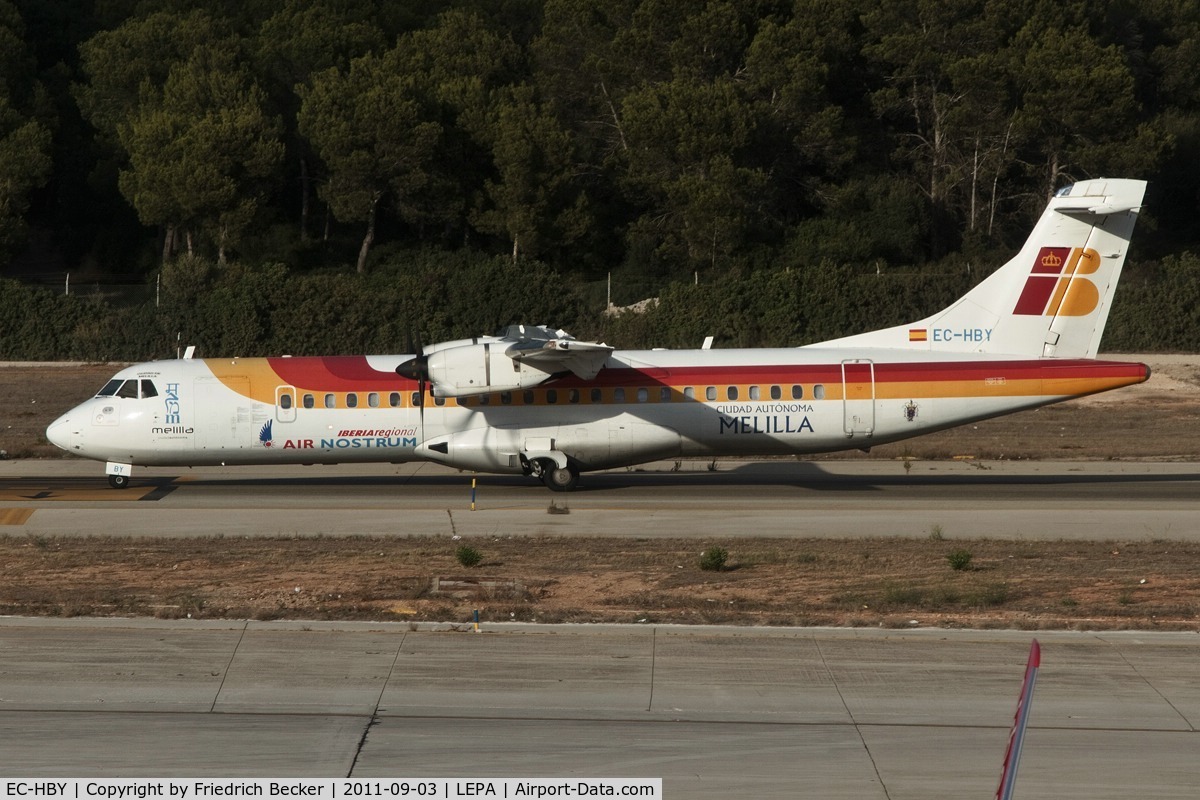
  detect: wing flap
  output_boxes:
[506,338,614,380]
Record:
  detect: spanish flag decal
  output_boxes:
[909,329,928,342]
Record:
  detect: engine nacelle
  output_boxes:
[426,341,555,397]
[416,428,564,474]
[415,420,682,475]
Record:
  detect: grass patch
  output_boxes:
[947,549,974,571]
[699,547,729,572]
[455,545,483,568]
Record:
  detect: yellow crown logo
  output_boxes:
[1041,251,1062,268]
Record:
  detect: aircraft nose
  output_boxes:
[46,411,82,453]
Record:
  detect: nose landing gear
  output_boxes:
[106,462,133,489]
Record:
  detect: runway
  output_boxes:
[1,458,1199,539]
[2,462,1198,796]
[0,620,1196,798]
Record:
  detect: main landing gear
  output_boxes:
[529,457,580,492]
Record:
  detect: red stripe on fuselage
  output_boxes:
[267,356,413,391]
[544,359,1148,388]
[258,355,1146,394]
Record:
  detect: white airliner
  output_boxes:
[48,178,1148,491]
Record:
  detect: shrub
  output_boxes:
[946,549,973,571]
[699,547,729,571]
[455,545,483,568]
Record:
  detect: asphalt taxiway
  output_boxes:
[1,459,1199,540]
[0,620,1196,798]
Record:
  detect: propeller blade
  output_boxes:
[397,332,428,442]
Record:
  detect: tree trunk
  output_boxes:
[161,224,176,265]
[356,196,379,274]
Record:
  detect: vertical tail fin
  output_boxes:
[996,639,1041,800]
[812,179,1146,358]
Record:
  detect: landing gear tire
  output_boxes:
[108,474,130,489]
[541,461,579,492]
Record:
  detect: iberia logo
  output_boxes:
[258,419,274,447]
[1013,247,1102,316]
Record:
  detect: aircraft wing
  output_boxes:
[505,337,614,380]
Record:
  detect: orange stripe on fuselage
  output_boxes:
[205,357,414,404]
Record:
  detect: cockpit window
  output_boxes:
[96,378,159,399]
[96,379,123,397]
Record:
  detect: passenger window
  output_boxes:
[411,392,422,407]
[279,393,293,410]
[614,388,626,403]
[368,392,380,408]
[749,385,760,401]
[637,388,649,402]
[684,386,695,400]
[435,396,446,406]
[546,389,558,404]
[705,386,716,401]
[727,386,739,401]
[523,390,535,404]
[346,393,358,408]
[791,385,804,400]
[303,394,315,409]
[660,387,672,402]
[389,392,401,408]
[770,385,782,400]
[479,394,490,406]
[140,380,158,398]
[500,391,512,405]
[568,389,580,404]
[324,393,336,408]
[96,379,122,397]
[116,381,139,399]
[590,388,602,403]
[814,384,825,400]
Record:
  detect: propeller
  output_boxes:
[397,331,428,441]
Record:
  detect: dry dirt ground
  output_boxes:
[1,356,1199,631]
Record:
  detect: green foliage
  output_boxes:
[455,545,483,568]
[298,48,441,273]
[946,549,974,571]
[1106,254,1200,351]
[0,280,82,359]
[4,1,1200,352]
[699,546,729,572]
[593,261,976,349]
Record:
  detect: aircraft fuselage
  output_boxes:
[46,348,1148,479]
